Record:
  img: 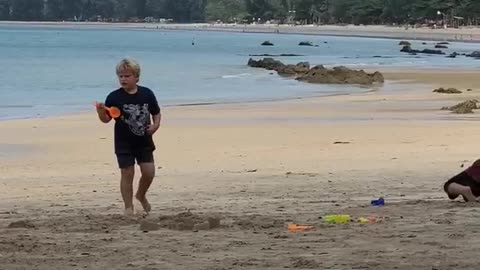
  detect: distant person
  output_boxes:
[444,160,480,202]
[95,58,161,216]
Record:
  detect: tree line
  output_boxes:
[1,0,479,26]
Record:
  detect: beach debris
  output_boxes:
[467,89,473,91]
[433,87,462,94]
[261,40,274,46]
[371,197,385,207]
[358,216,382,224]
[246,169,257,173]
[398,41,411,46]
[441,99,478,114]
[248,58,384,85]
[334,141,350,144]
[288,224,314,232]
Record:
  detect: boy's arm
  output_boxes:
[147,90,161,135]
[147,112,161,135]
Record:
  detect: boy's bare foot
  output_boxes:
[124,207,134,216]
[135,195,152,213]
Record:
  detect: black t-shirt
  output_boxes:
[105,86,161,154]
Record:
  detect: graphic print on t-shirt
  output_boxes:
[122,103,149,136]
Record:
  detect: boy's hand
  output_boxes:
[95,102,106,114]
[95,102,111,123]
[146,124,160,135]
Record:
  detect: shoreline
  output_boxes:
[1,67,479,123]
[3,21,480,43]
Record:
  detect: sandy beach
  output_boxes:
[1,68,480,269]
[3,21,480,42]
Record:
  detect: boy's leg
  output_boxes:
[446,182,477,202]
[120,166,135,215]
[133,151,155,213]
[136,162,155,213]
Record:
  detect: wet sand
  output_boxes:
[1,68,480,269]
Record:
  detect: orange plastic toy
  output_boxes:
[95,102,121,119]
[288,224,314,232]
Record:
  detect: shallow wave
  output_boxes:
[221,73,251,79]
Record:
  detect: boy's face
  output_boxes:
[117,70,138,91]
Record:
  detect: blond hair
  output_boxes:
[116,58,141,79]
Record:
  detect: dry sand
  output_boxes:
[1,69,480,269]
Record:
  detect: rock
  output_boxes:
[296,65,384,85]
[299,41,314,46]
[438,42,449,45]
[399,41,411,46]
[277,62,310,77]
[435,44,448,49]
[248,58,285,71]
[442,99,479,114]
[249,54,304,57]
[433,87,462,94]
[421,48,446,55]
[401,45,445,55]
[261,41,274,46]
[467,51,480,58]
[447,52,458,58]
[248,58,383,85]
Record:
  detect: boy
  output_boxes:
[444,159,480,202]
[96,58,161,216]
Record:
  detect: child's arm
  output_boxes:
[96,102,111,123]
[146,90,161,135]
[147,112,161,135]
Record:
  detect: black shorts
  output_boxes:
[116,151,154,169]
[444,171,480,199]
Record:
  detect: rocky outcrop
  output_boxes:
[400,45,445,55]
[296,65,384,85]
[442,99,478,114]
[433,87,462,94]
[299,41,314,46]
[399,41,411,46]
[247,58,384,85]
[261,41,274,46]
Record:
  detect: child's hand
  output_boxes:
[95,102,107,114]
[146,124,159,135]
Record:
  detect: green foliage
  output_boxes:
[1,0,480,25]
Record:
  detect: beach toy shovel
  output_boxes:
[288,224,314,232]
[94,102,121,119]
